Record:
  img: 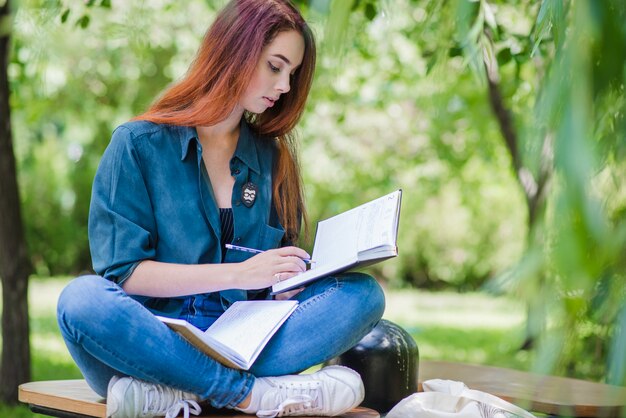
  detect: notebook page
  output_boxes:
[356,191,400,253]
[205,300,297,363]
[311,210,359,267]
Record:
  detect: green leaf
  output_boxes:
[76,14,90,29]
[60,8,70,24]
[481,32,498,81]
[481,0,497,30]
[455,0,481,42]
[364,2,376,21]
[531,0,553,57]
[100,0,112,9]
[550,0,565,51]
[455,0,486,83]
[448,46,463,57]
[324,0,357,55]
[496,47,512,66]
[425,57,436,75]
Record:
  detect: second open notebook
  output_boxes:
[156,300,298,370]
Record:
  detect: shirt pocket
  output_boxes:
[224,224,286,264]
[259,223,285,250]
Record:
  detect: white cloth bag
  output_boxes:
[386,379,537,418]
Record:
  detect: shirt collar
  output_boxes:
[178,120,261,175]
[177,125,197,161]
[232,119,261,175]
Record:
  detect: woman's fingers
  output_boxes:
[275,255,307,272]
[261,247,309,273]
[274,246,311,261]
[238,246,309,289]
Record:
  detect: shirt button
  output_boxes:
[235,237,241,243]
[233,169,241,175]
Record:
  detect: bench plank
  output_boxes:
[18,380,380,418]
[19,380,105,417]
[419,360,626,417]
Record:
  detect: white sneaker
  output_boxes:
[106,376,202,418]
[255,365,364,417]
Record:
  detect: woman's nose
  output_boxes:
[276,74,291,94]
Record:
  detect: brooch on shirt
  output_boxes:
[241,182,257,208]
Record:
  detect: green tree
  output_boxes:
[312,0,626,381]
[0,0,32,404]
[452,0,626,380]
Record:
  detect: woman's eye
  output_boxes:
[268,62,280,73]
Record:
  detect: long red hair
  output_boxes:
[136,0,315,244]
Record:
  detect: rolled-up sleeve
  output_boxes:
[88,126,157,285]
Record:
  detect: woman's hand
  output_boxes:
[232,246,311,290]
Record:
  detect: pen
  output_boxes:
[225,243,312,264]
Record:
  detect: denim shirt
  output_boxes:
[88,119,285,317]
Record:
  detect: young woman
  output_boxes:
[56,1,385,417]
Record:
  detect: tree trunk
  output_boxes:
[0,1,32,403]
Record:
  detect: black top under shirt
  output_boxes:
[220,207,268,300]
[219,208,234,260]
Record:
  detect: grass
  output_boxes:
[4,277,531,417]
[383,288,532,370]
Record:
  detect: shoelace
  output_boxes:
[257,382,321,418]
[163,399,202,418]
[142,383,201,418]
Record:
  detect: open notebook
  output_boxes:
[157,300,298,370]
[271,189,402,294]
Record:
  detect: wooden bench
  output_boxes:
[19,360,626,417]
[418,360,626,417]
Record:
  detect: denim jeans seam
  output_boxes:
[58,311,79,342]
[291,278,341,318]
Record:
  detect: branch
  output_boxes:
[486,72,521,174]
[485,64,553,229]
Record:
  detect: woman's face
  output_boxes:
[239,30,305,114]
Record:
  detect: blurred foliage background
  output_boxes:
[6,0,626,387]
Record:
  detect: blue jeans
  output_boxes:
[56,273,385,409]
